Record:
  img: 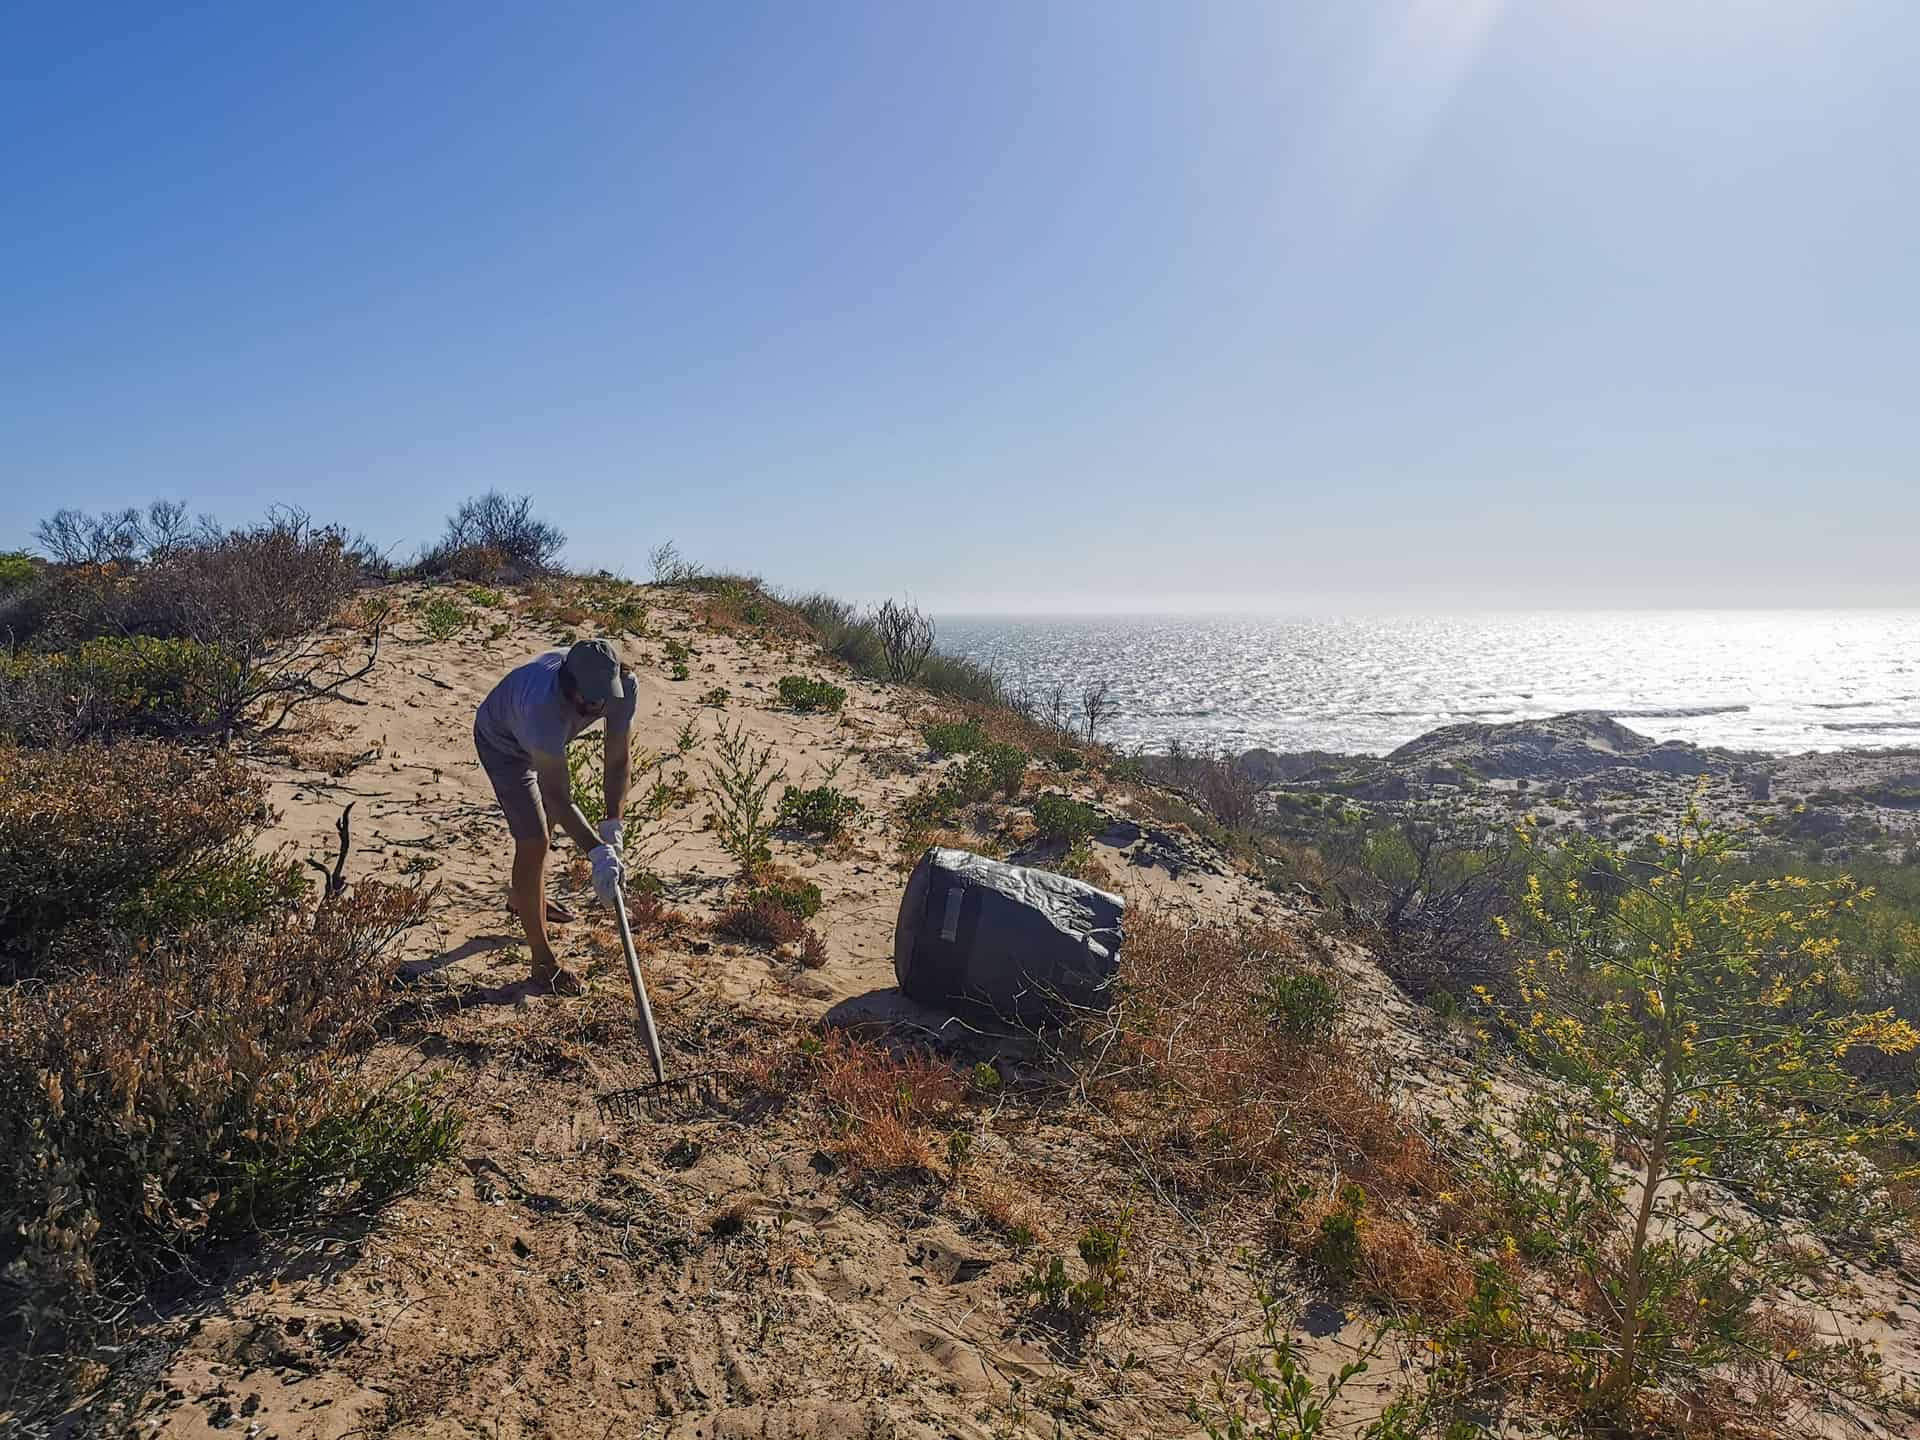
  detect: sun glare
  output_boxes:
[1320,0,1510,230]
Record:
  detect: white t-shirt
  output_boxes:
[474,652,637,768]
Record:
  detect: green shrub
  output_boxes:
[925,721,985,756]
[948,755,996,805]
[1190,1292,1385,1440]
[1476,810,1920,1417]
[567,734,612,828]
[1265,969,1342,1041]
[913,653,1004,706]
[1031,793,1101,847]
[1048,838,1102,883]
[700,686,731,708]
[980,742,1027,797]
[417,594,472,642]
[0,883,447,1340]
[465,586,506,609]
[702,722,785,872]
[1311,1182,1367,1283]
[777,783,862,840]
[1017,1214,1130,1330]
[0,741,274,976]
[903,779,962,828]
[901,748,1025,828]
[759,876,823,920]
[0,636,244,743]
[109,849,306,949]
[777,675,847,713]
[785,594,1005,705]
[0,553,35,593]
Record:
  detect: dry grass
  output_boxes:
[898,823,1010,869]
[1103,908,1443,1202]
[810,1031,966,1174]
[1286,1187,1477,1316]
[514,575,648,637]
[1066,903,1482,1321]
[686,576,812,642]
[289,743,378,778]
[964,1173,1051,1245]
[939,702,1061,757]
[715,893,808,949]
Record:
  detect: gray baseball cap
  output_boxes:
[561,638,627,704]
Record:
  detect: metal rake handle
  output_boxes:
[612,879,666,1085]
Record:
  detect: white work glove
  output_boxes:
[598,819,625,852]
[589,843,626,907]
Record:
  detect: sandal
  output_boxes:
[507,898,576,925]
[530,962,584,997]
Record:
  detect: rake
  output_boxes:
[603,877,735,1116]
[611,876,666,1084]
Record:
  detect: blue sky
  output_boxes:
[3,1,1914,610]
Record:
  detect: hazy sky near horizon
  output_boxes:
[3,2,1915,612]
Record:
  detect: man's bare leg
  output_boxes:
[510,836,582,994]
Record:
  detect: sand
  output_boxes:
[34,582,1920,1440]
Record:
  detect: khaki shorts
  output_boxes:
[475,725,548,842]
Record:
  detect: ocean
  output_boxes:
[934,611,1920,758]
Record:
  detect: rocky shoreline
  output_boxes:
[1239,711,1920,858]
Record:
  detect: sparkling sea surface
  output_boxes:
[934,612,1920,758]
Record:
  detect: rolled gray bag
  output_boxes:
[893,847,1124,1023]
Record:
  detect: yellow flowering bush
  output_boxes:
[1471,800,1918,1423]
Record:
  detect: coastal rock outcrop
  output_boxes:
[1381,711,1745,782]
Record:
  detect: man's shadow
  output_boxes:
[387,932,554,1026]
[398,931,519,984]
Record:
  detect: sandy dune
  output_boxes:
[49,583,1920,1440]
[83,583,1319,1440]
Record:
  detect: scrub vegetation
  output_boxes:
[8,507,1920,1440]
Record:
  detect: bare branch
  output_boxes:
[304,802,355,901]
[871,598,935,683]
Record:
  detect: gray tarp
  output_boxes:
[893,847,1124,1023]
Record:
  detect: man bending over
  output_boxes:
[474,638,636,993]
